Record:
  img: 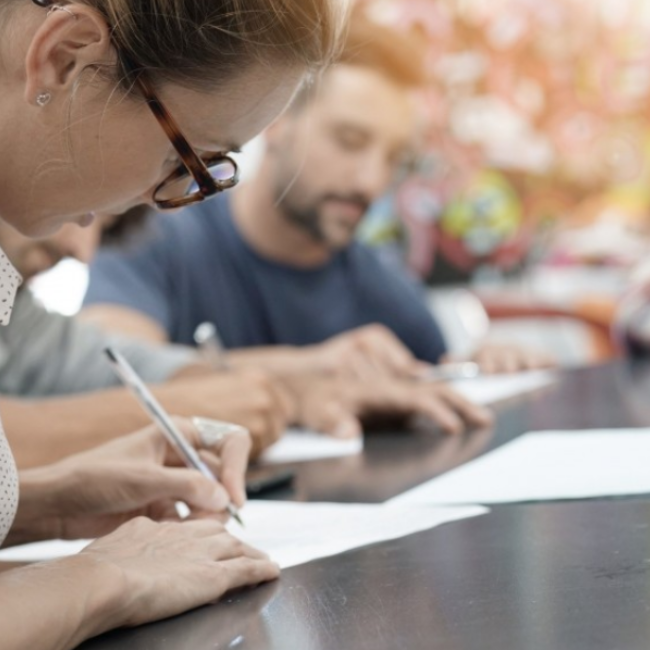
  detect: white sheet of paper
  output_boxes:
[390,429,650,506]
[0,538,90,562]
[259,428,363,465]
[227,501,486,568]
[0,502,486,568]
[450,370,556,406]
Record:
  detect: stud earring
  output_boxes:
[36,92,52,107]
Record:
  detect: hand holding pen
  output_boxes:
[105,347,247,525]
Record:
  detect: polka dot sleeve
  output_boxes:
[0,248,22,545]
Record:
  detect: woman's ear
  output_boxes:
[24,5,114,106]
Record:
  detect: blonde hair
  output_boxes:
[96,0,346,88]
[20,0,347,90]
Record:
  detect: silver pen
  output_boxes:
[420,361,481,382]
[194,322,229,371]
[104,347,243,526]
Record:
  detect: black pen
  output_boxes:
[104,347,243,526]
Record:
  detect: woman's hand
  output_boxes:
[9,418,251,544]
[0,517,279,650]
[81,517,279,630]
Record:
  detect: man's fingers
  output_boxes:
[308,398,363,439]
[524,351,557,370]
[476,351,499,374]
[432,386,494,428]
[349,350,383,379]
[474,345,557,374]
[412,393,464,434]
[272,381,296,423]
[358,328,419,377]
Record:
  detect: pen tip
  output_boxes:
[231,509,244,527]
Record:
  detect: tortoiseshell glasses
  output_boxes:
[129,68,240,209]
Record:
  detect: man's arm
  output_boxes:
[227,326,429,378]
[4,369,293,469]
[80,304,169,343]
[2,391,155,469]
[80,303,420,379]
[81,302,331,375]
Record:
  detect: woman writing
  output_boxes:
[0,0,343,647]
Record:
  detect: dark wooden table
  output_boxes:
[80,361,650,650]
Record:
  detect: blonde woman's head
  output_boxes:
[0,0,347,235]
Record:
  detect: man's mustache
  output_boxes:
[320,193,371,214]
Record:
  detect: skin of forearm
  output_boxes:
[2,372,223,469]
[80,305,326,376]
[0,554,125,650]
[79,305,168,343]
[1,393,156,469]
[227,345,319,376]
[82,303,324,376]
[4,464,70,547]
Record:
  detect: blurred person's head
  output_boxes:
[258,11,426,253]
[0,207,148,281]
[0,0,345,237]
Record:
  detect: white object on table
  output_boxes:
[450,370,556,406]
[390,428,650,506]
[259,428,363,465]
[0,501,486,568]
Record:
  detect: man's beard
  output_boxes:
[277,190,370,249]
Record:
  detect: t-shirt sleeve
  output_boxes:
[356,247,448,364]
[0,291,199,396]
[84,232,173,334]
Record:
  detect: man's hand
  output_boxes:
[161,369,294,459]
[309,325,429,379]
[282,375,493,438]
[445,343,557,375]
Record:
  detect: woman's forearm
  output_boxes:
[0,554,124,650]
[3,464,69,547]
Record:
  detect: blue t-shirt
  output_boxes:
[84,196,448,363]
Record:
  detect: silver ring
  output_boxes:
[192,417,248,449]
